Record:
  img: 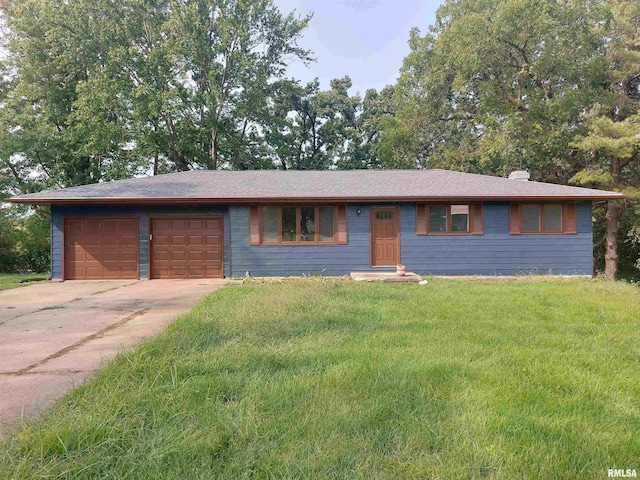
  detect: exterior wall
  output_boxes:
[51,205,230,279]
[229,204,373,277]
[51,200,593,279]
[400,201,593,275]
[228,201,593,277]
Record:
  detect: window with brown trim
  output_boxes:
[416,203,483,235]
[251,205,346,245]
[509,203,577,234]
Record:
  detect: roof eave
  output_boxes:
[7,193,626,205]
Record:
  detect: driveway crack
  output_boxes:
[7,308,149,376]
[0,281,141,324]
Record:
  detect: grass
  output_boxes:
[1,278,639,479]
[0,273,49,291]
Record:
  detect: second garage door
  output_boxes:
[150,217,223,279]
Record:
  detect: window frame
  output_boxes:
[426,203,474,235]
[520,203,564,234]
[260,205,338,245]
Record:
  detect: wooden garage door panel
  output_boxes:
[151,217,223,279]
[64,218,139,280]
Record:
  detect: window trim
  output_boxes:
[520,203,564,234]
[422,203,478,236]
[260,205,339,245]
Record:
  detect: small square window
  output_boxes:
[451,205,469,232]
[521,205,540,232]
[543,204,563,232]
[429,206,447,232]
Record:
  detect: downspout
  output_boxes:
[50,206,54,280]
[227,207,232,278]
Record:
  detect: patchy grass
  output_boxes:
[1,278,639,478]
[0,273,49,292]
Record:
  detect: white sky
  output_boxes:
[273,0,442,95]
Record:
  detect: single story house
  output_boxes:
[9,169,623,280]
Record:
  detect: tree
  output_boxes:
[170,0,312,169]
[571,0,640,280]
[388,0,609,178]
[0,0,313,191]
[337,85,395,170]
[264,76,375,170]
[385,0,640,278]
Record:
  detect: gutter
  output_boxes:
[8,193,626,206]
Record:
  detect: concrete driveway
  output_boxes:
[0,279,226,440]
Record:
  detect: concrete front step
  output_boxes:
[349,272,423,283]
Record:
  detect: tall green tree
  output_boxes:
[0,0,313,191]
[388,0,608,177]
[264,76,379,170]
[386,0,640,278]
[571,0,640,279]
[170,0,312,169]
[337,85,395,170]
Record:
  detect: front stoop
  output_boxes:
[350,272,423,283]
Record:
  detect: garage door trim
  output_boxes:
[148,216,224,279]
[63,216,140,280]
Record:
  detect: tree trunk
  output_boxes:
[604,200,622,280]
[210,128,218,170]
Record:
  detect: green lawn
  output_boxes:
[0,273,49,291]
[1,278,639,479]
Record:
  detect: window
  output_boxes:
[318,207,334,242]
[521,204,541,232]
[260,206,339,244]
[451,205,470,232]
[282,207,296,242]
[521,204,563,233]
[543,204,563,231]
[427,204,471,234]
[375,211,393,220]
[429,206,447,232]
[262,206,278,243]
[300,206,316,242]
[510,203,577,234]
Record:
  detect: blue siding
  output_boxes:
[399,202,593,275]
[51,201,594,279]
[228,202,593,277]
[229,204,374,277]
[51,205,230,279]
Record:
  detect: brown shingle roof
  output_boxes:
[9,169,624,204]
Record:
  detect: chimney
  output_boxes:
[508,170,530,181]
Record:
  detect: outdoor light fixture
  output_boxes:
[356,208,361,216]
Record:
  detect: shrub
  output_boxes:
[0,205,50,273]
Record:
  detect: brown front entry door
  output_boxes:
[150,217,223,279]
[370,207,399,266]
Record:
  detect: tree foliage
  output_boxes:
[385,0,640,278]
[0,0,316,195]
[0,205,50,273]
[1,0,638,278]
[570,0,640,279]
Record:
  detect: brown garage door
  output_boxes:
[64,218,139,280]
[150,217,223,279]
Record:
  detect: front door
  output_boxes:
[370,207,399,266]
